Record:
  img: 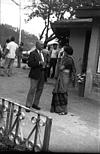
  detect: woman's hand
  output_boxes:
[59,65,65,71]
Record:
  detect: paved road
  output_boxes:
[0,62,100,152]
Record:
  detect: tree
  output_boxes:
[25,0,100,46]
[0,24,37,50]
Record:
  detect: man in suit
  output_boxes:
[26,40,45,111]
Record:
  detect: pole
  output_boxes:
[0,0,1,43]
[11,0,21,45]
[19,0,21,45]
[0,0,1,25]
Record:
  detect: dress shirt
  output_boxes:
[37,50,44,62]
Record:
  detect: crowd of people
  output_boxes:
[0,36,76,115]
[0,36,24,76]
[25,38,76,115]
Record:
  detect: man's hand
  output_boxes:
[39,61,46,68]
[39,60,44,65]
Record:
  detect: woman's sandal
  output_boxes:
[58,112,67,115]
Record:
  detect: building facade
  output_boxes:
[51,7,100,101]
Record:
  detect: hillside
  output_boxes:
[0,24,38,51]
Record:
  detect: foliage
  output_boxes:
[25,0,100,46]
[77,73,86,83]
[25,0,74,44]
[0,24,38,51]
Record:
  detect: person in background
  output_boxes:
[1,39,10,68]
[2,38,10,55]
[3,36,18,76]
[48,43,59,78]
[54,42,64,79]
[42,47,50,82]
[0,44,3,67]
[50,44,76,115]
[16,42,24,68]
[25,40,45,112]
[46,45,52,78]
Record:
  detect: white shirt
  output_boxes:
[40,52,44,62]
[37,50,44,62]
[51,49,58,58]
[6,41,18,59]
[0,44,2,52]
[58,47,64,58]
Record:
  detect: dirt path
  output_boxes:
[0,64,100,152]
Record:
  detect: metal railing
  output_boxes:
[0,97,52,152]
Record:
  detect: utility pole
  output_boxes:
[19,0,21,45]
[0,0,1,25]
[0,0,1,43]
[11,0,22,45]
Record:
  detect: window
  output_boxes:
[97,53,100,73]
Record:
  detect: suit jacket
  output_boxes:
[28,49,43,80]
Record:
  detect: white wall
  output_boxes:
[69,28,86,74]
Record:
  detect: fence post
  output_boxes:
[34,114,40,147]
[13,106,21,144]
[4,101,12,136]
[8,103,14,131]
[42,117,52,151]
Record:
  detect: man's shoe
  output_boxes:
[8,74,12,77]
[16,66,20,68]
[0,74,5,76]
[32,104,41,110]
[25,109,30,112]
[25,106,30,112]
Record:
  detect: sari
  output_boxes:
[50,54,76,114]
[50,70,69,114]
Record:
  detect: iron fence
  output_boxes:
[0,97,52,152]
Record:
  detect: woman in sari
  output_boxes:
[50,45,76,115]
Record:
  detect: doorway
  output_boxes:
[82,30,91,74]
